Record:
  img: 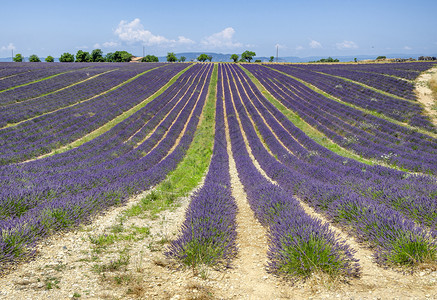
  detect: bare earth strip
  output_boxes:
[416,66,437,126]
[221,84,284,298]
[226,64,437,299]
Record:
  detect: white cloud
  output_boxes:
[336,40,358,50]
[403,46,412,50]
[114,18,194,47]
[94,42,119,49]
[309,39,322,49]
[177,36,195,44]
[201,27,243,49]
[1,43,16,52]
[115,18,170,45]
[75,45,89,50]
[296,45,304,51]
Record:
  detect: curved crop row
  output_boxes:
[0,63,213,264]
[0,64,117,106]
[220,63,360,278]
[0,63,188,165]
[268,64,435,130]
[224,63,436,267]
[244,64,437,174]
[166,65,238,267]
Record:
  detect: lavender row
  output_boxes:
[301,66,416,100]
[0,65,116,105]
[244,64,437,173]
[0,64,188,165]
[221,64,359,278]
[300,62,437,80]
[0,64,213,264]
[230,64,437,230]
[226,64,437,266]
[0,63,168,127]
[0,64,211,221]
[0,62,88,91]
[245,64,437,157]
[166,66,238,266]
[268,64,435,130]
[0,64,202,181]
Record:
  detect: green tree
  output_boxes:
[13,53,23,62]
[59,52,75,62]
[354,57,357,63]
[141,55,159,62]
[29,54,41,62]
[117,51,132,62]
[197,53,209,62]
[167,52,177,62]
[75,50,91,62]
[45,56,55,62]
[105,52,114,62]
[231,54,239,63]
[106,51,132,62]
[91,49,105,62]
[178,56,186,62]
[207,55,213,62]
[255,59,261,63]
[269,56,274,62]
[241,50,256,62]
[376,56,386,60]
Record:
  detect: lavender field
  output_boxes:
[1,61,437,288]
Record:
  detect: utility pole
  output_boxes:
[276,45,278,63]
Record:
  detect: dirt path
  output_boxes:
[220,93,285,299]
[416,66,437,126]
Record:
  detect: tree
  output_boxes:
[255,59,261,63]
[269,56,274,62]
[13,53,23,62]
[45,56,55,62]
[354,57,357,63]
[231,54,239,63]
[106,51,133,62]
[197,54,209,62]
[117,51,133,62]
[376,56,386,60]
[207,55,213,62]
[91,49,105,62]
[105,52,115,62]
[59,52,74,62]
[29,54,41,62]
[241,50,256,62]
[167,52,177,62]
[75,50,91,62]
[141,55,159,62]
[178,56,186,62]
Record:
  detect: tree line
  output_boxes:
[12,49,264,63]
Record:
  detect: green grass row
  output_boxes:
[0,67,90,94]
[39,64,192,159]
[239,65,375,166]
[265,65,437,139]
[123,64,217,219]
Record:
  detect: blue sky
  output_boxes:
[1,0,436,58]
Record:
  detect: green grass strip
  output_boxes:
[239,65,376,166]
[0,68,118,107]
[308,68,416,103]
[124,64,217,218]
[3,65,168,129]
[0,67,90,93]
[265,65,437,139]
[38,64,193,159]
